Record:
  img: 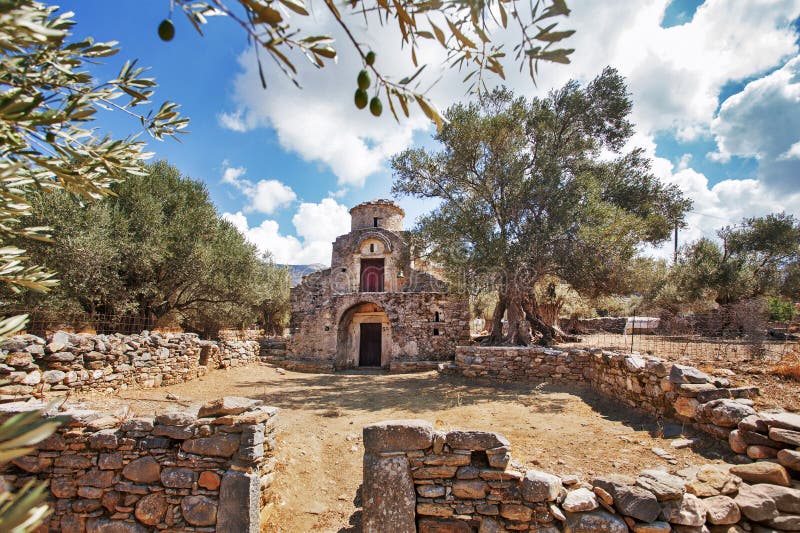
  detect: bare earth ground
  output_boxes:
[72,364,737,533]
[561,333,800,412]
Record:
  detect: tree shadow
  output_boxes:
[336,484,362,533]
[234,371,574,416]
[236,369,732,462]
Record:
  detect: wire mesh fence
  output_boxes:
[0,308,263,341]
[557,306,799,365]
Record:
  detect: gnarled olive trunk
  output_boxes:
[486,285,579,347]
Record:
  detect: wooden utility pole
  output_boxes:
[673,222,679,264]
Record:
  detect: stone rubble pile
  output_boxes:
[362,420,800,533]
[0,332,260,398]
[0,396,277,533]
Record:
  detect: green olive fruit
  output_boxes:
[354,89,368,109]
[365,51,376,66]
[158,19,175,42]
[369,97,382,117]
[357,69,371,91]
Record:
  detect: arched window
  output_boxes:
[434,311,441,322]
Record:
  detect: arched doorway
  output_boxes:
[336,302,391,369]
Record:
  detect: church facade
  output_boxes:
[288,200,470,369]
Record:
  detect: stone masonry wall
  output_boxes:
[0,396,277,532]
[289,291,471,367]
[444,346,799,472]
[0,332,260,399]
[363,419,800,533]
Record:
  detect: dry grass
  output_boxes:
[772,352,800,382]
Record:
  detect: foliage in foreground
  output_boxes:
[392,70,691,346]
[171,0,575,129]
[0,0,187,336]
[1,3,186,528]
[15,161,290,336]
[0,405,69,532]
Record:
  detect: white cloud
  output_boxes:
[218,109,252,133]
[217,0,800,254]
[218,0,800,188]
[222,165,246,185]
[249,179,298,214]
[222,198,351,265]
[710,56,800,191]
[220,163,297,214]
[631,132,800,259]
[781,141,800,160]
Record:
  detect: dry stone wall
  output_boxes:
[0,396,276,533]
[0,332,260,399]
[443,346,799,477]
[363,420,800,533]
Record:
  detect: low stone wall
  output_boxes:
[443,346,799,470]
[1,396,276,532]
[0,332,260,398]
[363,420,800,533]
[560,317,628,334]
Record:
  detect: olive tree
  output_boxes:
[0,0,187,336]
[392,70,691,346]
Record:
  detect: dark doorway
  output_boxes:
[359,323,382,367]
[360,258,384,292]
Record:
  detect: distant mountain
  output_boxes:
[281,264,326,286]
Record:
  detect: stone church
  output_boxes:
[288,200,470,369]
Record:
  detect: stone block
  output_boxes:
[135,492,168,526]
[122,456,160,483]
[418,518,473,533]
[564,510,628,533]
[363,420,435,452]
[451,480,488,499]
[730,462,791,486]
[446,430,510,450]
[363,453,416,533]
[636,469,685,501]
[217,470,260,533]
[198,396,263,418]
[521,470,561,502]
[181,434,240,458]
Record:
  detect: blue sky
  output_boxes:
[56,0,800,264]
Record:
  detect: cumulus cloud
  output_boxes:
[217,0,800,259]
[710,56,800,191]
[222,198,351,265]
[629,132,800,259]
[220,163,297,214]
[218,0,799,186]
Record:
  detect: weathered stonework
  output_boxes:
[442,346,800,478]
[0,397,277,532]
[0,331,260,398]
[289,200,470,369]
[363,420,800,533]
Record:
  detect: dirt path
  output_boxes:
[75,365,734,533]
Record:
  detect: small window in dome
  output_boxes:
[373,217,379,227]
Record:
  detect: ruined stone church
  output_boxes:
[288,200,470,369]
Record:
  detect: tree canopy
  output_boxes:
[170,0,575,128]
[0,0,187,336]
[674,213,800,306]
[13,161,290,336]
[392,69,691,345]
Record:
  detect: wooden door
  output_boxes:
[359,323,382,367]
[360,259,384,292]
